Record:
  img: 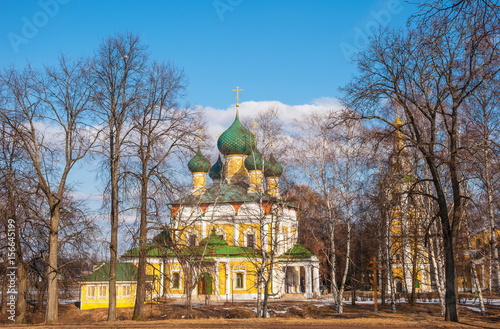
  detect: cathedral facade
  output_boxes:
[80,97,319,309]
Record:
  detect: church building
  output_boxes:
[79,89,319,309]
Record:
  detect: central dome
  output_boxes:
[217,115,256,155]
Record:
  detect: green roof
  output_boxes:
[172,183,297,206]
[200,229,229,246]
[121,243,169,258]
[80,263,153,282]
[280,243,314,259]
[188,148,211,173]
[217,115,256,155]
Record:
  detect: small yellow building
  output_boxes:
[79,263,153,310]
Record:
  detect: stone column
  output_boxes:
[201,221,206,239]
[214,261,219,297]
[234,224,239,246]
[295,266,300,293]
[262,223,268,251]
[225,261,230,301]
[312,265,320,297]
[305,265,312,298]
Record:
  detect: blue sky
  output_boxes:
[1,0,416,109]
[1,0,418,240]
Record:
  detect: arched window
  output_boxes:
[171,272,180,289]
[243,228,256,248]
[233,265,246,290]
[188,233,197,246]
[246,233,255,248]
[235,272,244,289]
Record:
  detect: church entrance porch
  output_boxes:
[282,263,320,298]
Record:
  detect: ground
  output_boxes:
[1,298,499,329]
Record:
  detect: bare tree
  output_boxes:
[125,61,199,320]
[463,81,500,295]
[292,110,372,313]
[91,32,147,321]
[342,1,499,320]
[0,120,32,323]
[0,56,96,322]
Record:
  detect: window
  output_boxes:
[235,272,244,289]
[118,284,131,298]
[98,285,107,299]
[246,233,255,248]
[171,272,180,289]
[188,234,197,247]
[218,235,224,240]
[86,286,96,299]
[233,265,246,290]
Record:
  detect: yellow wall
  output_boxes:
[80,282,137,310]
[163,259,263,296]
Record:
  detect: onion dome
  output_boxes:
[217,115,256,155]
[264,153,283,177]
[187,149,211,173]
[209,154,224,180]
[244,150,264,171]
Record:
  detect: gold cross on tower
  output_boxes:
[251,122,259,135]
[232,86,243,108]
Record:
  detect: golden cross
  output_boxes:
[251,122,258,135]
[232,86,243,108]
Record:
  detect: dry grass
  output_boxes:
[0,301,498,328]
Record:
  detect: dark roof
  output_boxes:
[79,263,154,282]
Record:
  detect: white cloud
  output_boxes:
[200,97,342,139]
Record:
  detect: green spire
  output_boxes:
[188,148,211,173]
[264,153,283,177]
[217,115,256,155]
[209,154,224,180]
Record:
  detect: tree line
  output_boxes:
[0,0,499,324]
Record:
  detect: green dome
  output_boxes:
[244,150,264,171]
[209,155,224,180]
[217,115,256,155]
[264,153,283,177]
[188,149,211,173]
